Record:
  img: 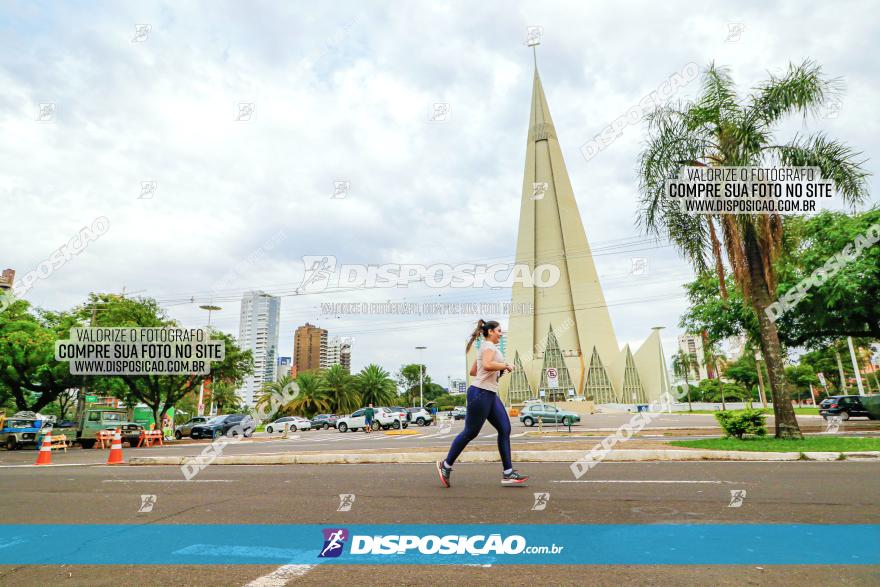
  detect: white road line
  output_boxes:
[244,564,315,586]
[102,479,236,483]
[552,479,732,484]
[511,431,530,438]
[482,433,498,439]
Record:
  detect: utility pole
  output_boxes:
[755,351,768,408]
[847,336,866,396]
[416,346,427,408]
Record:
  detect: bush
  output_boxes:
[714,409,767,439]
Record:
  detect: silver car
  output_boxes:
[266,416,311,433]
[174,416,210,439]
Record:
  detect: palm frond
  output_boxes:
[768,133,870,206]
[747,59,843,126]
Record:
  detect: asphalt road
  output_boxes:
[0,461,877,585]
[3,413,875,467]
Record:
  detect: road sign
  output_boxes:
[546,368,559,389]
[817,372,827,386]
[85,395,98,403]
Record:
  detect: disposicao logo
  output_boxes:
[319,528,349,558]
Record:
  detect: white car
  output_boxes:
[265,416,311,433]
[407,407,434,426]
[336,408,407,432]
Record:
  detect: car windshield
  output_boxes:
[207,416,227,424]
[102,412,126,421]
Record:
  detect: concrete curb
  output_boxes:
[127,449,880,466]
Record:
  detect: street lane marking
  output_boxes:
[102,479,236,483]
[245,564,315,586]
[552,480,734,484]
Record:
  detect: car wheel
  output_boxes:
[338,422,348,433]
[79,439,95,449]
[174,430,182,440]
[5,437,17,451]
[416,418,425,426]
[523,417,534,427]
[323,423,330,430]
[371,421,381,431]
[562,416,572,426]
[838,411,850,421]
[266,426,273,434]
[391,420,401,430]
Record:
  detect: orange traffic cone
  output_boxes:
[107,429,124,465]
[35,435,53,465]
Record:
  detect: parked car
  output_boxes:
[382,406,409,426]
[519,403,581,426]
[390,406,411,423]
[819,395,876,420]
[451,406,467,420]
[311,414,339,430]
[191,414,255,439]
[336,407,407,432]
[407,407,434,426]
[175,416,210,439]
[266,416,311,433]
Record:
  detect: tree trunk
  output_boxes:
[835,347,848,394]
[744,234,802,439]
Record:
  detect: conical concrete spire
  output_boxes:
[503,66,621,405]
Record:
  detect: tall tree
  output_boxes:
[638,61,869,438]
[322,364,360,414]
[354,364,396,407]
[703,341,727,410]
[671,349,695,411]
[0,298,83,412]
[82,293,253,426]
[282,372,330,418]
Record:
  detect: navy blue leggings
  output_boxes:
[445,385,512,471]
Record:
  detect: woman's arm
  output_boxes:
[480,347,513,372]
[469,360,477,377]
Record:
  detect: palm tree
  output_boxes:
[282,372,330,418]
[703,342,726,410]
[353,364,397,408]
[638,61,869,438]
[322,364,360,414]
[210,379,242,414]
[671,350,695,411]
[255,375,298,420]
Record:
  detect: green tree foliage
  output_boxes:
[773,210,880,348]
[0,298,83,412]
[322,364,360,414]
[639,61,869,438]
[354,363,396,407]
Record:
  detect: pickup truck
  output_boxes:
[2,408,146,450]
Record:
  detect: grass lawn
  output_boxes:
[669,436,880,452]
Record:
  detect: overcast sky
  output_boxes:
[2,1,878,386]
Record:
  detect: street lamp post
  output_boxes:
[198,305,222,416]
[416,346,427,408]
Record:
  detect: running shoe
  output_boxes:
[436,460,452,488]
[501,470,529,485]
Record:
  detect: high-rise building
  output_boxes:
[499,62,670,406]
[677,334,709,381]
[294,323,327,373]
[449,378,468,395]
[0,268,14,291]
[237,290,281,406]
[323,336,352,371]
[276,356,292,381]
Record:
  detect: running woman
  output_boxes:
[437,319,529,487]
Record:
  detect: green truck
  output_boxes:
[73,407,145,448]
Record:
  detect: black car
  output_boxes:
[310,414,339,430]
[819,395,874,420]
[191,414,255,439]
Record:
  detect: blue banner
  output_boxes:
[0,524,876,565]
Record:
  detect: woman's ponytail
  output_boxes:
[465,319,485,352]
